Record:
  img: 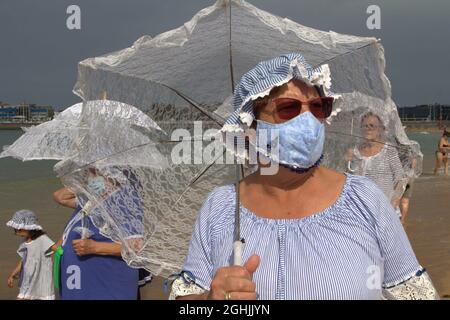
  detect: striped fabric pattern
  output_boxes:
[17,234,55,300]
[182,174,423,300]
[352,145,405,201]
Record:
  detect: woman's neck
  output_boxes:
[252,164,318,192]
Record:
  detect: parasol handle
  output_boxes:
[347,115,356,173]
[233,240,244,266]
[81,200,94,239]
[347,160,356,173]
[81,211,88,239]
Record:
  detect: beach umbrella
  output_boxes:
[59,0,421,277]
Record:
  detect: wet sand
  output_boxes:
[404,174,450,298]
[0,163,449,299]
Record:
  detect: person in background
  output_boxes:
[6,210,55,300]
[51,168,151,299]
[346,112,406,217]
[398,146,419,225]
[433,130,450,175]
[170,53,439,300]
[399,181,413,225]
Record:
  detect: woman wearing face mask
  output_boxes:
[345,112,406,218]
[51,168,150,300]
[169,53,438,300]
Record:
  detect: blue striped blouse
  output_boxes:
[182,174,423,300]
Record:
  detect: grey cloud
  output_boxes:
[0,0,449,108]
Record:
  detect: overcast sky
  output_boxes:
[1,0,449,108]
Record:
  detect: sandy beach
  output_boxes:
[0,132,448,299]
[404,174,450,298]
[1,171,449,300]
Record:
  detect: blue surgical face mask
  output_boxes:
[87,176,106,195]
[256,111,325,169]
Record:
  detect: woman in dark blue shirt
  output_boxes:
[52,182,148,300]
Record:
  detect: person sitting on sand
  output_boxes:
[6,210,55,300]
[433,130,450,175]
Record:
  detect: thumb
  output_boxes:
[244,254,260,275]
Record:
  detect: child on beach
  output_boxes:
[6,210,55,300]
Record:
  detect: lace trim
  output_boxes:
[169,277,206,300]
[167,272,440,300]
[382,272,439,300]
[6,221,42,231]
[383,267,425,289]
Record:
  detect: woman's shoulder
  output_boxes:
[342,173,395,222]
[198,184,236,227]
[345,174,390,216]
[344,173,387,199]
[383,143,401,155]
[317,169,382,203]
[203,184,235,208]
[204,184,235,203]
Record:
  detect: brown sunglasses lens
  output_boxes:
[274,97,333,121]
[275,99,302,120]
[307,97,334,119]
[319,97,333,118]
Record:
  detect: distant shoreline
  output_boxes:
[0,123,38,130]
[405,128,443,133]
[1,121,448,133]
[403,120,449,133]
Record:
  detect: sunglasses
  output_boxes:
[267,97,334,121]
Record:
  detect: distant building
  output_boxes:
[398,104,450,122]
[0,103,54,123]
